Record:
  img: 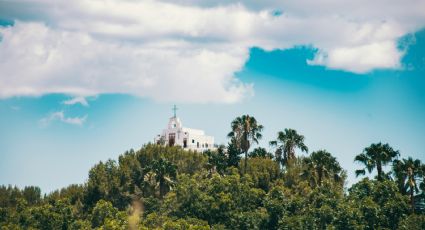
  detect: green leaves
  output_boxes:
[348,179,411,229]
[1,142,425,229]
[301,150,344,188]
[91,199,127,229]
[205,147,228,175]
[393,157,424,212]
[228,115,264,174]
[354,142,399,181]
[147,158,177,198]
[270,128,308,168]
[165,171,268,229]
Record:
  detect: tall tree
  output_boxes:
[393,157,422,212]
[227,115,263,174]
[302,150,343,187]
[227,138,242,168]
[421,163,425,197]
[355,142,399,181]
[147,158,177,198]
[249,147,273,159]
[22,186,41,205]
[205,146,228,175]
[269,128,308,168]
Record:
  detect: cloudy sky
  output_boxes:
[1,0,425,193]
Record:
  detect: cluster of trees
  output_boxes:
[1,115,425,229]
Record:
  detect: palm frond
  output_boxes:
[355,169,366,177]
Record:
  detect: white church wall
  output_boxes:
[154,113,215,152]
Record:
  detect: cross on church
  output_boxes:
[172,104,178,118]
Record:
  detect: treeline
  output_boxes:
[1,115,425,229]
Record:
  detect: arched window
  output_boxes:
[168,133,175,146]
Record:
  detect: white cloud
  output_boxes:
[62,96,89,107]
[307,41,404,73]
[39,111,87,126]
[0,21,251,103]
[0,0,424,101]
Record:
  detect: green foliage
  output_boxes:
[0,185,41,208]
[147,157,177,198]
[270,128,308,168]
[248,147,273,159]
[228,115,263,174]
[16,199,76,230]
[91,199,127,229]
[1,122,424,229]
[70,219,91,230]
[164,171,266,229]
[301,150,345,188]
[46,184,85,205]
[393,157,423,212]
[143,213,209,229]
[136,144,207,175]
[354,142,399,181]
[205,146,228,175]
[241,157,280,191]
[398,214,425,230]
[226,139,241,168]
[348,178,410,229]
[22,186,41,205]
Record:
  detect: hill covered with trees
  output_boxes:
[1,115,425,229]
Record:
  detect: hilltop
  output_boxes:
[1,115,425,229]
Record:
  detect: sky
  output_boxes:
[0,0,425,193]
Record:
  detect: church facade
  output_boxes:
[154,107,215,151]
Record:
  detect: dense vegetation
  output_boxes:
[1,115,425,229]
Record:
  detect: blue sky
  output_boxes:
[1,0,425,193]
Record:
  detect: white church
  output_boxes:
[154,105,215,151]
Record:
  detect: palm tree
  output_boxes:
[249,147,273,159]
[393,157,422,212]
[227,115,263,174]
[269,128,308,168]
[302,150,343,187]
[354,142,399,181]
[419,164,425,212]
[146,158,177,198]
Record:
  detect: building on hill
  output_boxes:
[154,105,215,151]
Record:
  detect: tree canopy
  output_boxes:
[1,115,424,229]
